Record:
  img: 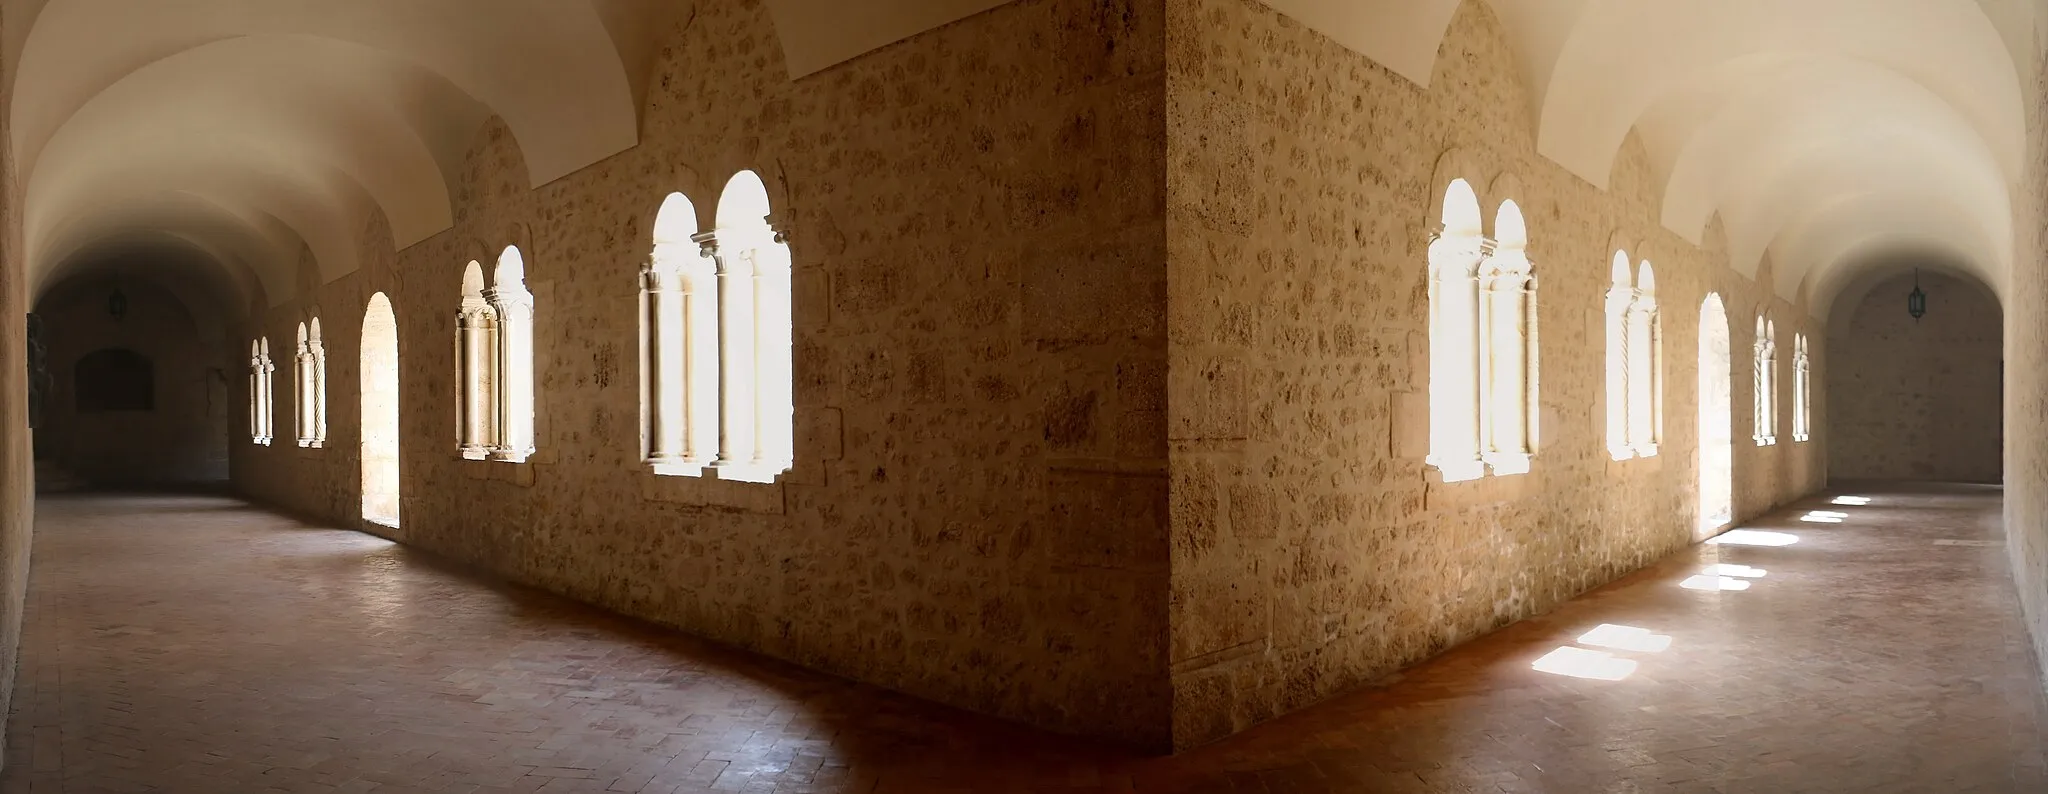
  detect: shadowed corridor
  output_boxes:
[2,484,2041,793]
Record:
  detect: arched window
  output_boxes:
[1427,179,1486,482]
[1792,334,1811,442]
[311,318,327,445]
[490,246,536,462]
[456,261,497,459]
[455,250,535,463]
[250,337,274,445]
[689,170,795,484]
[1626,262,1660,457]
[362,294,401,527]
[642,192,720,476]
[74,348,153,411]
[1427,182,1536,481]
[1753,316,1777,446]
[1604,252,1633,460]
[1480,199,1536,475]
[295,318,327,448]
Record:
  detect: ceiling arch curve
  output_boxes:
[10,0,650,306]
[12,0,639,188]
[1244,0,2038,309]
[1652,54,2007,251]
[39,193,294,310]
[1539,0,2023,189]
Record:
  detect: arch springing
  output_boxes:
[295,317,327,448]
[1754,316,1778,446]
[1428,182,1537,482]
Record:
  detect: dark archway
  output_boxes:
[73,348,155,412]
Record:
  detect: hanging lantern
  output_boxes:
[1907,269,1926,320]
[107,288,127,321]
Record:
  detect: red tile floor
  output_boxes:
[3,484,2045,792]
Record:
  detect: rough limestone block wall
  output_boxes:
[1829,271,2001,483]
[1164,0,1823,749]
[232,0,1174,749]
[0,9,28,768]
[2007,46,2048,691]
[36,279,231,485]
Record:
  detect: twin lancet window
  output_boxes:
[1604,252,1661,460]
[249,337,275,445]
[640,171,795,484]
[1791,334,1810,443]
[1753,317,1778,446]
[455,246,537,463]
[1427,179,1538,483]
[295,318,328,448]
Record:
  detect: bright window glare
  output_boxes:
[1681,574,1753,591]
[1831,496,1872,506]
[1533,646,1638,681]
[1577,624,1672,654]
[1701,563,1766,578]
[1800,513,1844,523]
[1808,510,1848,518]
[1707,529,1799,547]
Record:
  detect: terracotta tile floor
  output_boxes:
[3,484,2046,793]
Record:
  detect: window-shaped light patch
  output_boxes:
[1800,510,1847,523]
[1576,624,1672,654]
[1831,496,1873,506]
[1701,563,1766,578]
[1707,529,1799,547]
[1533,646,1638,681]
[1681,575,1753,591]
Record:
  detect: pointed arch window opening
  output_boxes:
[1427,182,1538,483]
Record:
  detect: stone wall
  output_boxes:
[0,3,28,770]
[33,277,231,486]
[2007,33,2048,702]
[1163,0,1824,749]
[233,0,1174,749]
[1829,271,2001,483]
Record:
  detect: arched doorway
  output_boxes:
[361,293,400,528]
[1698,294,1733,536]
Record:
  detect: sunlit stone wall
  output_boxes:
[233,0,1175,750]
[1164,0,1825,749]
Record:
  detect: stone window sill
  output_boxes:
[638,465,785,513]
[456,457,537,487]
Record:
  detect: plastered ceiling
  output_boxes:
[8,0,660,307]
[1264,0,2047,314]
[5,0,1019,310]
[10,0,2042,316]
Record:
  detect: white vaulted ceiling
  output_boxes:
[1261,0,2045,313]
[5,0,1027,309]
[11,0,2041,317]
[7,0,661,306]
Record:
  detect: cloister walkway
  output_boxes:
[1,485,2043,793]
